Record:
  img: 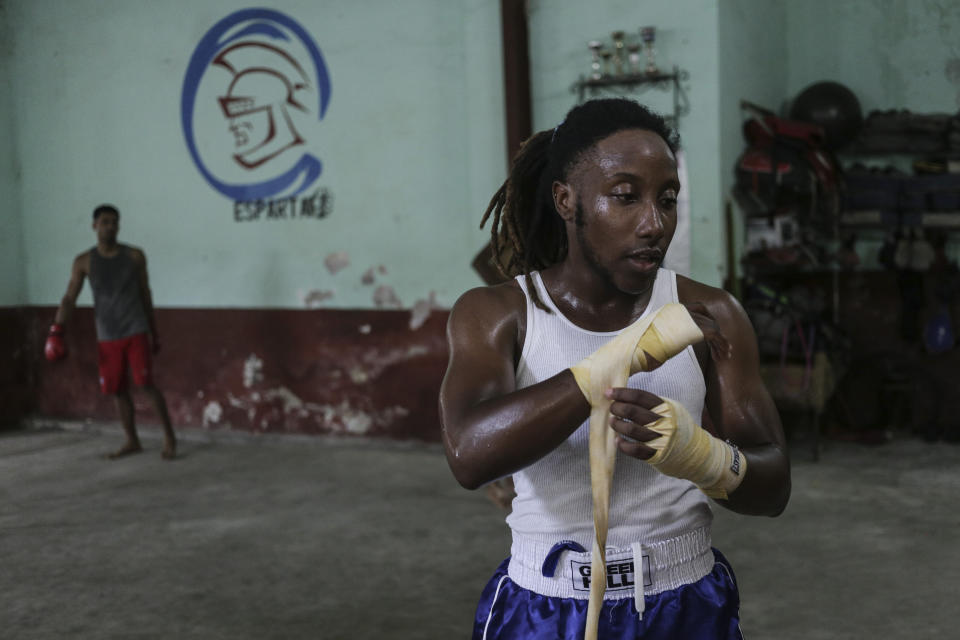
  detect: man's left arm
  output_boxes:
[133,248,160,354]
[703,290,790,516]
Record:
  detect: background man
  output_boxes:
[440,99,790,638]
[45,204,176,460]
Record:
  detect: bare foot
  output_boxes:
[161,438,177,460]
[107,442,143,459]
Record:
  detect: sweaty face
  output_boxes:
[567,129,679,295]
[93,212,119,245]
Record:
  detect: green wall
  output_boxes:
[786,0,960,114]
[7,1,958,309]
[8,0,504,309]
[786,0,960,266]
[719,0,960,272]
[0,0,25,306]
[526,0,726,286]
[718,0,788,278]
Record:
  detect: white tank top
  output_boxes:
[505,268,712,548]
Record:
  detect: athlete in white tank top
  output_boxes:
[439,98,789,639]
[508,268,711,548]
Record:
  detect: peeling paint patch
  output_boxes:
[227,392,257,422]
[382,405,411,421]
[361,264,388,285]
[303,289,334,308]
[347,345,431,383]
[409,291,438,330]
[243,354,264,388]
[946,58,960,106]
[303,400,410,436]
[373,285,402,308]
[202,401,223,428]
[226,393,245,409]
[342,409,373,435]
[182,326,439,436]
[324,251,350,274]
[262,386,304,413]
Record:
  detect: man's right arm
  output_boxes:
[54,254,87,326]
[45,254,86,362]
[439,284,590,490]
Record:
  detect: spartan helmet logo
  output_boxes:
[182,8,331,200]
[214,42,311,169]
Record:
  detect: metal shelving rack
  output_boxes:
[572,66,690,125]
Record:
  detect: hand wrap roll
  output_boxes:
[568,303,705,640]
[646,398,747,500]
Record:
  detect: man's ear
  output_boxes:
[553,180,576,223]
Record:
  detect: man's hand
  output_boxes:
[44,324,67,362]
[607,386,747,499]
[683,301,732,364]
[605,387,666,459]
[571,303,705,403]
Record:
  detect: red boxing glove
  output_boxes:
[44,323,67,362]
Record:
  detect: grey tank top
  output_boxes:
[88,245,150,341]
[505,268,712,549]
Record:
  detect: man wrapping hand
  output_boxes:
[439,98,790,640]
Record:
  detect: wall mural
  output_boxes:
[181,8,332,219]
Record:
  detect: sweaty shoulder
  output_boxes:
[676,274,727,304]
[448,279,526,357]
[676,274,749,328]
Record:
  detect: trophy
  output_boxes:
[600,49,613,77]
[640,26,659,75]
[588,40,603,80]
[611,31,626,76]
[627,42,641,76]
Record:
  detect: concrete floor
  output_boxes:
[2,421,959,640]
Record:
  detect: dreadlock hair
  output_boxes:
[480,98,678,310]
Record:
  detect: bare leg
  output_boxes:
[109,390,143,458]
[143,386,176,459]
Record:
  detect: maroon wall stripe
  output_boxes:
[0,308,35,426]
[9,307,450,442]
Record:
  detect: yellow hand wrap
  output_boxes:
[566,303,704,640]
[646,398,747,500]
[569,302,702,403]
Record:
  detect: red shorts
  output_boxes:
[97,333,153,394]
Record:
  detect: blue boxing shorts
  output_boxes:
[473,529,743,640]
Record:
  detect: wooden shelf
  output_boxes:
[839,210,960,230]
